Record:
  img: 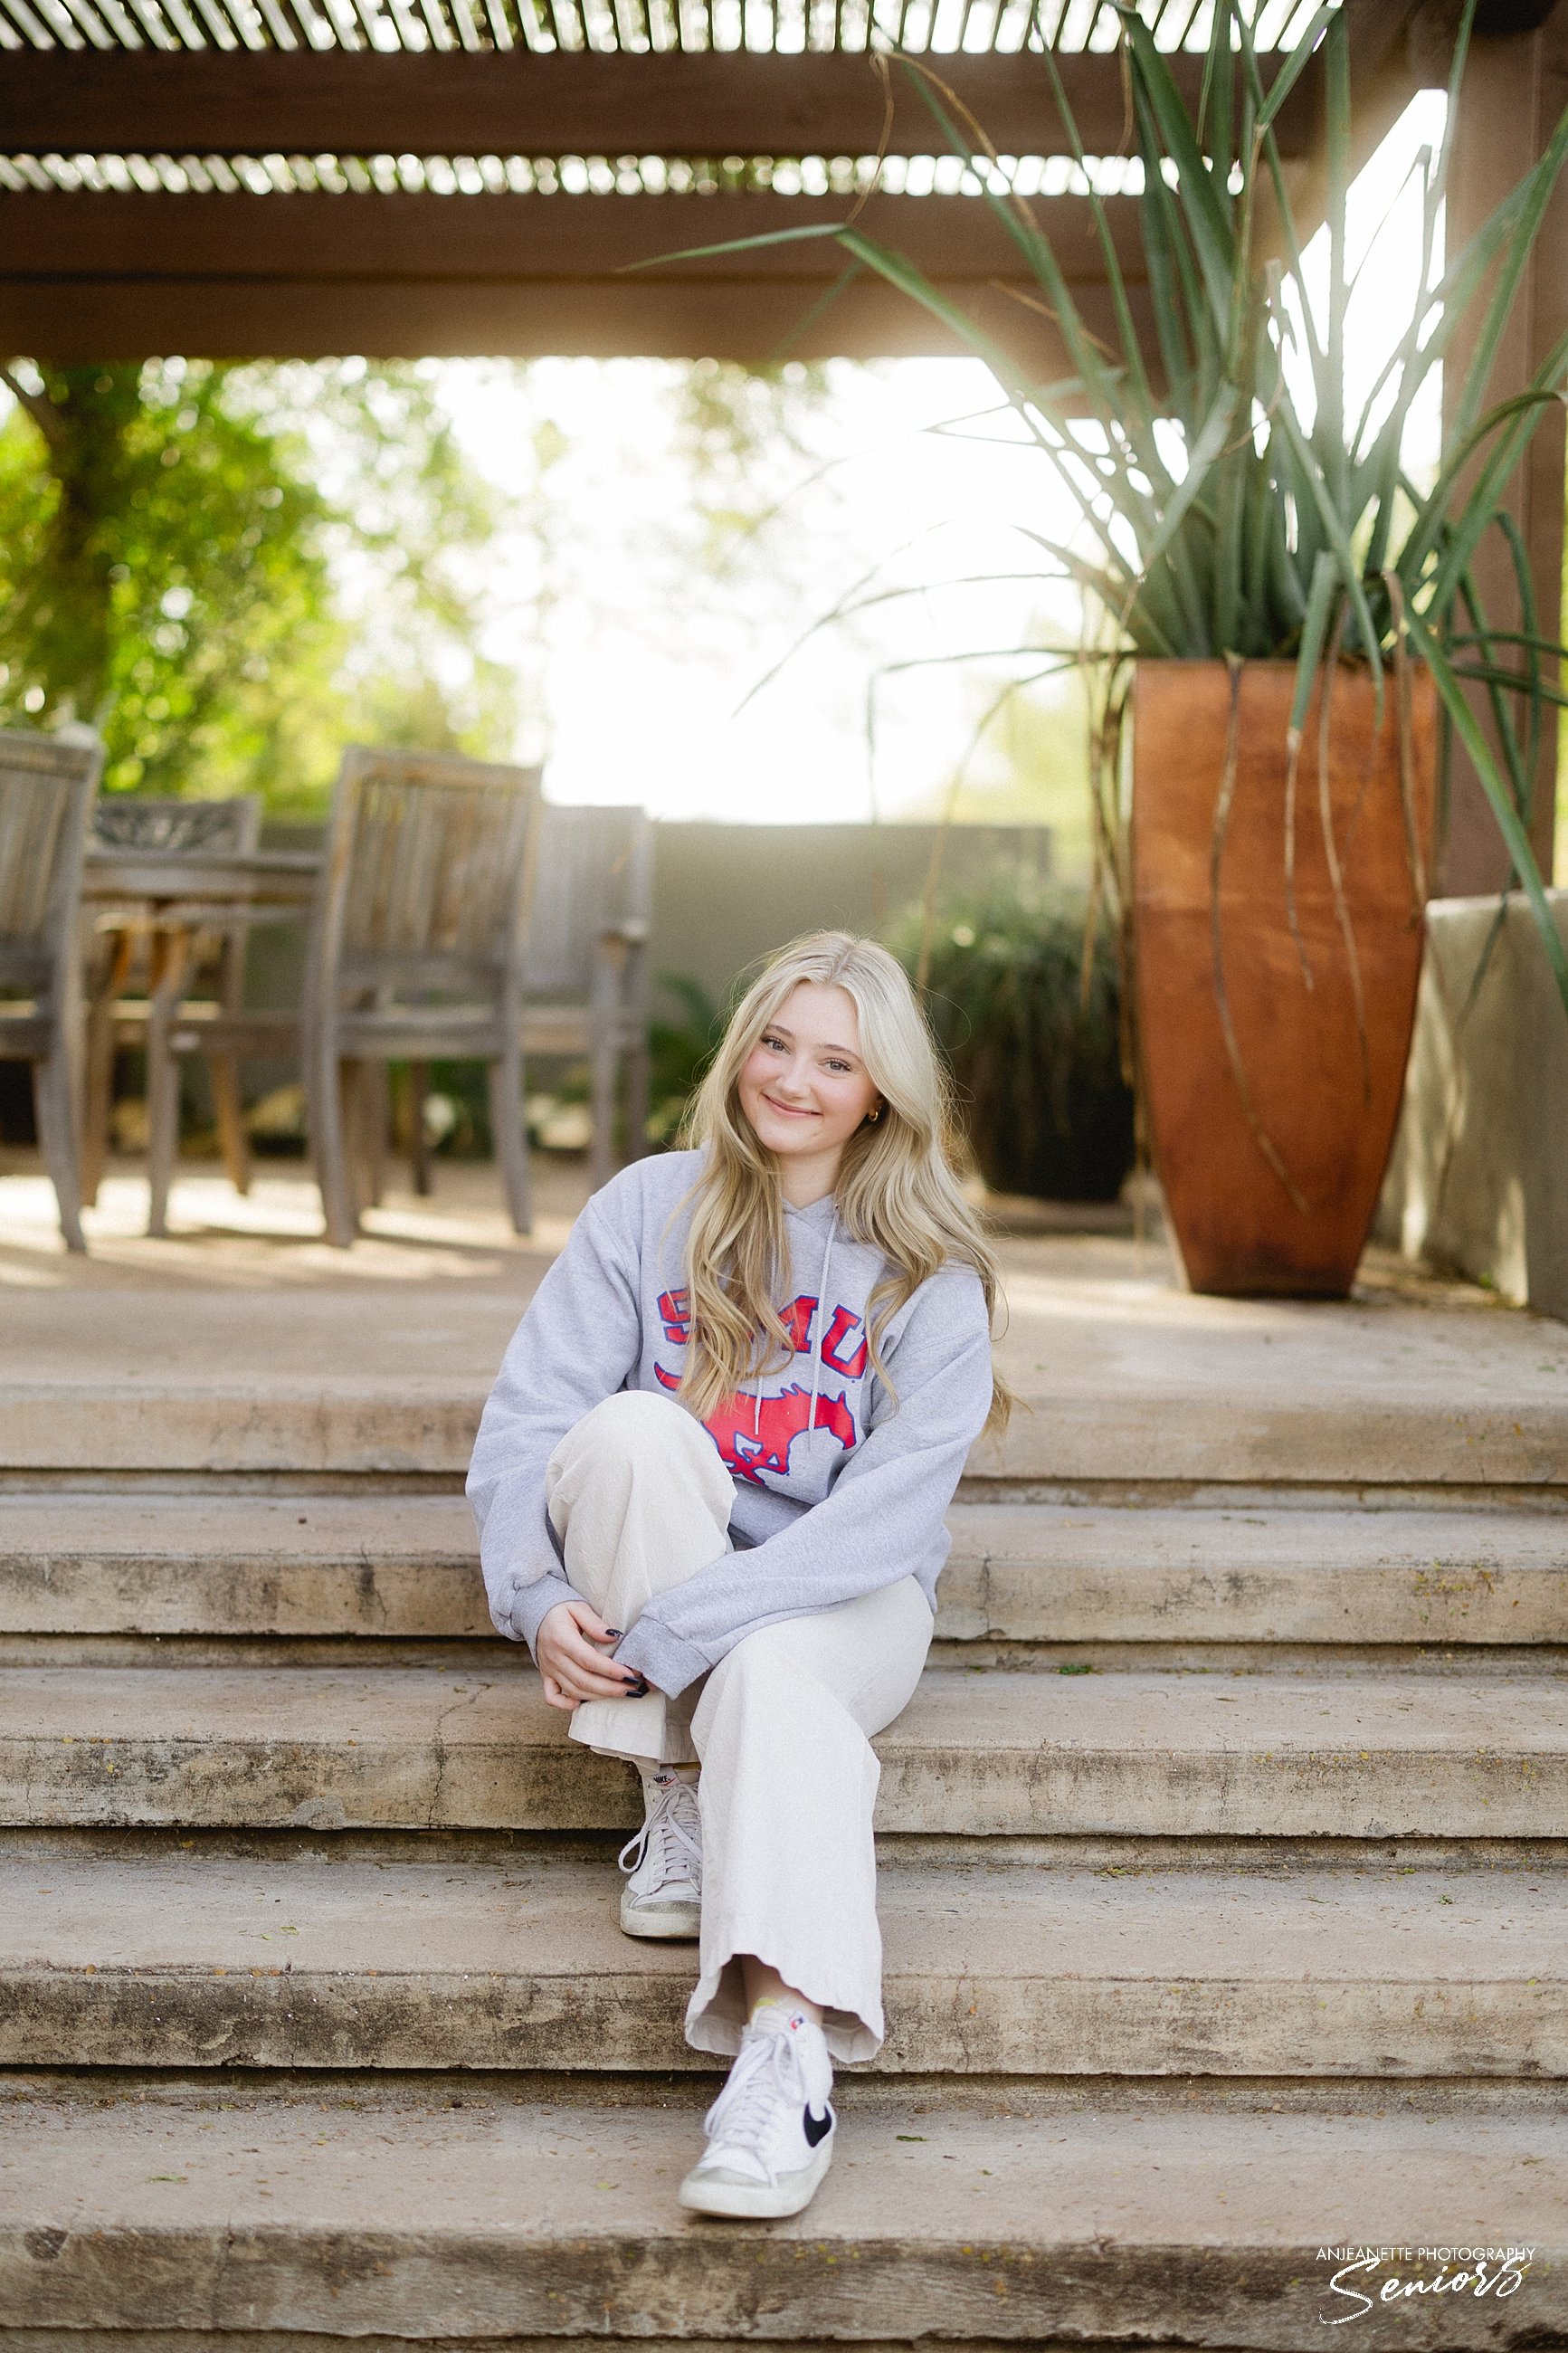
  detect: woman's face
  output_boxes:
[737,981,882,1175]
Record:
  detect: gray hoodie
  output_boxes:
[467,1148,995,1699]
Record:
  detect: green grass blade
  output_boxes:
[1495,506,1544,784]
[1134,387,1239,653]
[619,222,849,269]
[1449,662,1568,710]
[1117,8,1237,329]
[1037,41,1162,439]
[1277,403,1383,700]
[1140,162,1202,422]
[895,62,1145,443]
[1408,608,1568,1016]
[1457,566,1531,823]
[1290,549,1339,733]
[1321,6,1349,512]
[1252,0,1336,134]
[1417,359,1568,618]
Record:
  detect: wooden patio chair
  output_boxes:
[82,795,261,1214]
[391,800,652,1212]
[304,747,554,1245]
[162,753,653,1245]
[516,801,652,1189]
[0,727,105,1253]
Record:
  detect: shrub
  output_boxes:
[646,972,724,1148]
[892,883,1134,1204]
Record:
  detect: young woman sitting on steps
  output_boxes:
[468,930,1008,2220]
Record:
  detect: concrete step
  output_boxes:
[3,1838,1563,2078]
[0,1492,491,1640]
[5,1493,1565,1647]
[3,1664,1563,1836]
[5,1278,1567,1481]
[945,1503,1568,1645]
[2,2072,1562,2348]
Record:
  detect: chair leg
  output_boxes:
[623,1034,651,1164]
[340,1063,382,1216]
[209,1053,252,1196]
[308,1029,358,1250]
[588,1020,616,1196]
[81,929,133,1207]
[488,1052,532,1236]
[587,936,627,1194]
[362,1063,389,1211]
[408,1059,432,1196]
[33,1050,87,1254]
[145,931,192,1241]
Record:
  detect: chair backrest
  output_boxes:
[318,746,544,1003]
[90,795,261,859]
[0,728,104,994]
[522,803,654,998]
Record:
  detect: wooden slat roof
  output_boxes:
[0,0,1324,60]
[0,0,1425,362]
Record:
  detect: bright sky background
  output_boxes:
[424,88,1449,849]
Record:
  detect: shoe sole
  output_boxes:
[677,2137,834,2220]
[619,1892,700,1940]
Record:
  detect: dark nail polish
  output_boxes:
[605,1629,624,1640]
[625,1679,649,1696]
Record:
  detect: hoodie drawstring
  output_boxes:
[752,1204,839,1438]
[808,1209,838,1431]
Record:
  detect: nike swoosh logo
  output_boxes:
[803,2104,833,2148]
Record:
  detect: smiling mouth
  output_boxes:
[762,1094,819,1119]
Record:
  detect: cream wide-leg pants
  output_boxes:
[544,1388,933,2061]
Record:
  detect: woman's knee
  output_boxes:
[548,1387,732,1532]
[556,1388,709,1480]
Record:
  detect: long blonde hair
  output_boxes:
[670,930,1011,1442]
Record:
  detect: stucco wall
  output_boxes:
[646,819,1053,1010]
[253,815,1055,1023]
[1376,891,1568,1320]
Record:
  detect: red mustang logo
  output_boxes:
[700,1382,858,1485]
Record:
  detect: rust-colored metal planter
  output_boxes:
[1132,659,1436,1298]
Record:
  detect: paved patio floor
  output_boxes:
[2,1148,1564,1491]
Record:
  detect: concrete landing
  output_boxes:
[3,1841,1563,2078]
[3,1165,1564,1484]
[2,2077,1561,2348]
[4,1665,1564,1836]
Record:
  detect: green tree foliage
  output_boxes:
[0,358,332,798]
[0,357,518,808]
[667,357,834,563]
[233,358,524,788]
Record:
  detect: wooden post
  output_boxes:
[1437,0,1568,892]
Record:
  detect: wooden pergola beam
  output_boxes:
[0,272,1154,364]
[0,187,1146,365]
[0,187,1143,278]
[0,47,1316,163]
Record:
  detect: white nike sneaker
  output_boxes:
[679,2005,836,2219]
[617,1767,701,1940]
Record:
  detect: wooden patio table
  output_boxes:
[80,844,319,1235]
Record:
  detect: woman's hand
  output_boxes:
[536,1598,652,1712]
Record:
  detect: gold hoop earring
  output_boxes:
[868,1105,883,1124]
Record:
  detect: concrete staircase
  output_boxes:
[3,1303,1567,2350]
